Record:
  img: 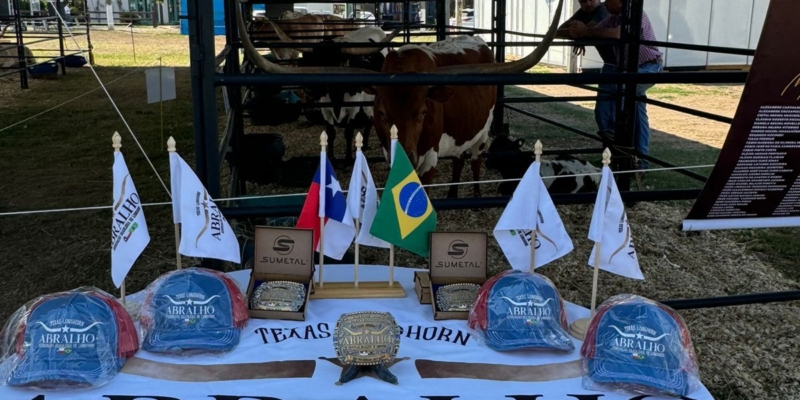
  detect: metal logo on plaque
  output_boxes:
[250,281,306,312]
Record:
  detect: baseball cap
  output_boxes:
[580,294,700,397]
[468,270,574,352]
[0,287,138,389]
[139,267,248,355]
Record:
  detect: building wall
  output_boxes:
[475,0,768,70]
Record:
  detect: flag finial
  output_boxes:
[355,132,363,150]
[390,125,398,140]
[602,148,611,166]
[167,136,176,152]
[320,131,328,150]
[534,140,542,162]
[112,132,122,152]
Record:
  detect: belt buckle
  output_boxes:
[250,281,306,312]
[436,283,481,312]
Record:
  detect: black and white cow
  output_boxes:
[485,135,602,196]
[269,22,399,163]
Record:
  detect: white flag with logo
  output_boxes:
[170,152,241,264]
[494,160,573,271]
[587,166,643,280]
[111,151,151,288]
[347,150,390,248]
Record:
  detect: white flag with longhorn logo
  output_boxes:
[493,160,573,271]
[347,150,390,249]
[169,152,241,264]
[111,151,151,288]
[587,166,644,280]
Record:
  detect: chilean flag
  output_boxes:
[296,154,356,260]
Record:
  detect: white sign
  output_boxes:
[145,67,177,104]
[0,266,715,400]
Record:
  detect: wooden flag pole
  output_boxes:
[354,132,363,287]
[167,136,182,270]
[388,125,398,287]
[112,132,127,306]
[569,147,611,341]
[319,131,327,288]
[589,148,612,316]
[530,140,542,273]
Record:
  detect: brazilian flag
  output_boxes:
[370,143,437,257]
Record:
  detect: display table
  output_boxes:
[0,265,715,400]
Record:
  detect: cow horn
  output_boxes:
[340,28,401,56]
[234,0,377,74]
[268,21,314,53]
[431,0,564,75]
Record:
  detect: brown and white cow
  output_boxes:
[235,0,564,198]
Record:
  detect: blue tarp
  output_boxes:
[180,0,264,35]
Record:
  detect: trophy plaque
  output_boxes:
[332,311,401,385]
[250,281,306,312]
[435,283,481,312]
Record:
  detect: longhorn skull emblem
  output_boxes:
[163,294,220,306]
[36,321,102,333]
[609,326,670,341]
[500,297,553,308]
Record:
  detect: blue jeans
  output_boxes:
[595,61,664,169]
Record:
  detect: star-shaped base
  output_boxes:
[336,363,398,386]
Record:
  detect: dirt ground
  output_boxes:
[0,28,797,400]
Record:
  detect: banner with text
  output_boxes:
[683,0,800,231]
[0,266,715,400]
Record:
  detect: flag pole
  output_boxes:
[319,131,327,288]
[112,132,127,306]
[354,132,363,287]
[167,136,182,270]
[589,148,612,316]
[530,140,542,273]
[388,125,398,287]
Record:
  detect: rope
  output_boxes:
[0,163,716,217]
[51,12,172,199]
[0,60,160,134]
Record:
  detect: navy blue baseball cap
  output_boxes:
[581,295,700,397]
[471,270,574,352]
[2,288,135,389]
[139,267,247,354]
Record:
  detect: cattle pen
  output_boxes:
[183,0,800,309]
[0,0,93,89]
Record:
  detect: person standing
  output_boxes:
[569,0,663,170]
[556,0,619,140]
[64,3,72,26]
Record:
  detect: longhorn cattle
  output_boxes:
[485,135,601,196]
[236,0,564,198]
[0,26,35,70]
[249,11,359,60]
[269,21,399,163]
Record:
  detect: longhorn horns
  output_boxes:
[268,20,401,56]
[235,0,563,76]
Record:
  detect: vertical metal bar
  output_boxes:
[436,0,446,40]
[403,0,410,43]
[615,0,643,192]
[224,0,244,198]
[12,0,27,89]
[55,0,66,75]
[492,0,506,136]
[85,0,94,65]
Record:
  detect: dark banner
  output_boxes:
[683,0,800,230]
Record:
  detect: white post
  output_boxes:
[112,132,125,306]
[388,125,398,286]
[167,136,182,270]
[354,132,363,287]
[318,131,327,287]
[105,0,114,30]
[589,148,612,317]
[530,140,542,273]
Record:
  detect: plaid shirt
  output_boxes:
[594,11,662,66]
